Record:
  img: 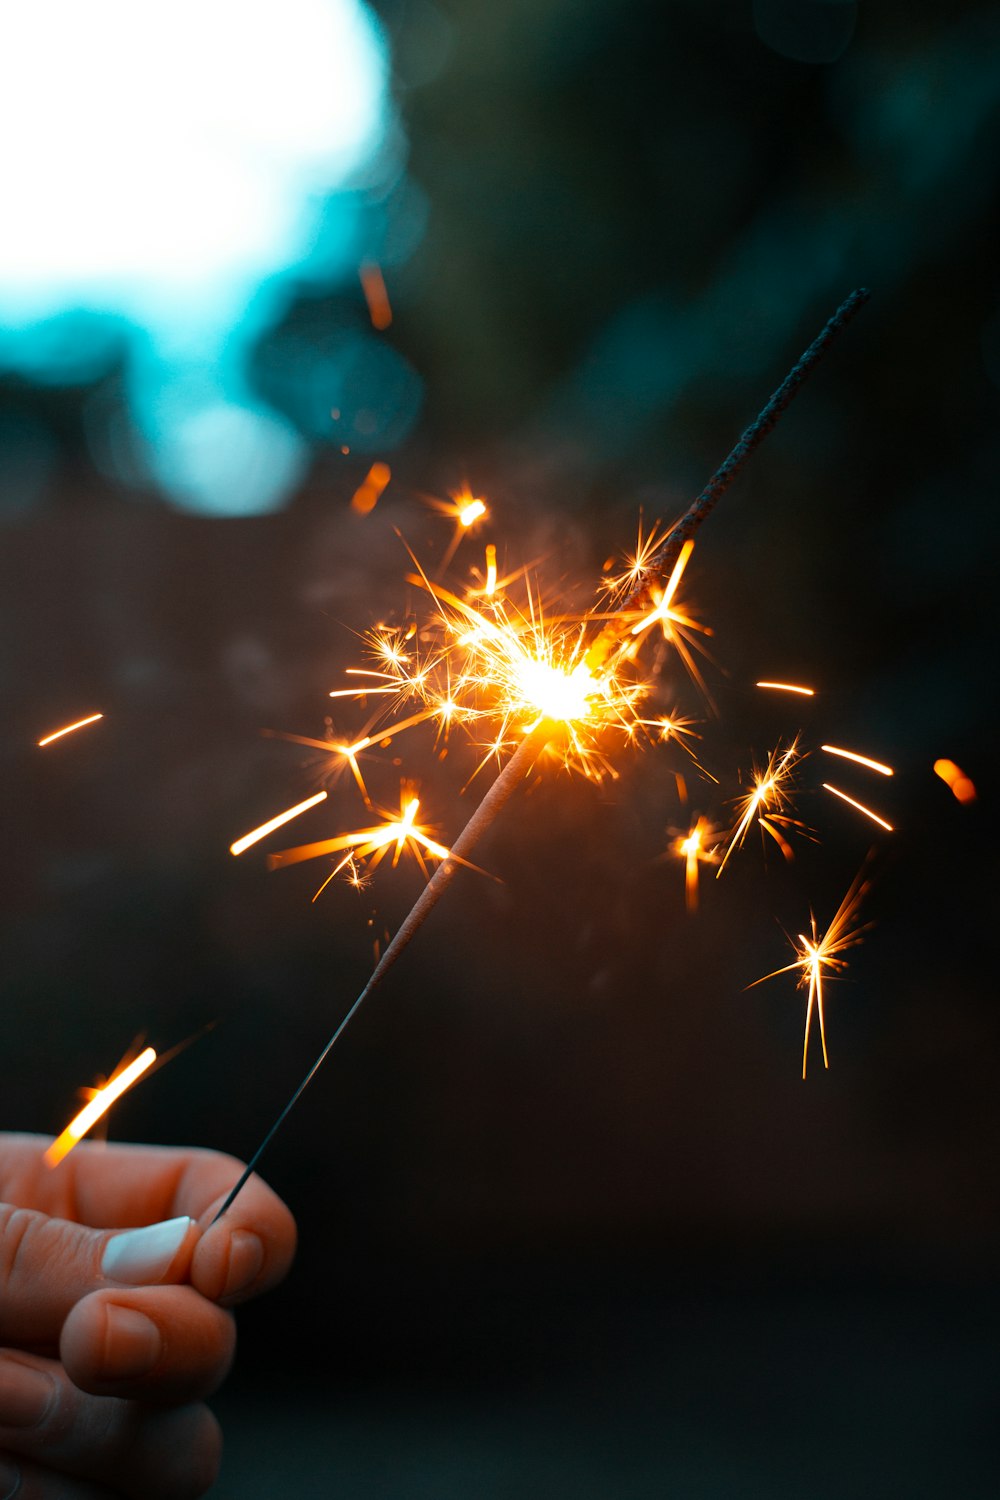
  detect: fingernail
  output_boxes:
[102,1216,195,1284]
[222,1229,264,1300]
[0,1457,20,1500]
[101,1305,163,1380]
[0,1357,55,1428]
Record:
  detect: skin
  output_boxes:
[0,1133,297,1498]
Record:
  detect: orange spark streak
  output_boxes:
[485,543,498,596]
[37,712,104,746]
[755,682,815,697]
[359,262,392,330]
[822,783,894,832]
[822,745,894,777]
[350,462,391,515]
[934,758,976,804]
[230,791,328,855]
[45,1048,157,1167]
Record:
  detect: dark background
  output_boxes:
[2,2,998,1495]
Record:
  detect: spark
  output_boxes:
[350,462,391,516]
[718,740,802,874]
[756,681,815,697]
[934,758,976,804]
[626,539,713,697]
[821,745,893,777]
[359,261,392,330]
[484,543,498,596]
[45,1047,157,1167]
[429,488,490,571]
[37,712,104,746]
[458,496,487,528]
[673,816,719,911]
[753,873,870,1078]
[822,783,894,832]
[268,786,463,884]
[230,791,328,856]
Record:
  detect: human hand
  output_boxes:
[0,1132,296,1498]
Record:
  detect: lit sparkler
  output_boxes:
[215,288,871,1220]
[753,872,870,1078]
[45,1047,157,1167]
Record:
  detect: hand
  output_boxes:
[0,1132,296,1498]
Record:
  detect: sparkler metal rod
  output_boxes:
[215,289,869,1219]
[212,725,548,1221]
[623,287,870,607]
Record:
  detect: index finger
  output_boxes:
[1,1135,296,1306]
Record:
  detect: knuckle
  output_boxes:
[0,1206,37,1292]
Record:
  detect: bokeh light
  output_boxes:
[0,0,395,514]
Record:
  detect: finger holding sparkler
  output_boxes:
[0,1127,295,1488]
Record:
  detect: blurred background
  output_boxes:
[1,1,998,1494]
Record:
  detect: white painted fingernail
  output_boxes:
[101,1216,195,1284]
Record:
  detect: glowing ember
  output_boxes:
[756,681,815,697]
[45,1047,157,1167]
[934,758,976,804]
[673,816,718,911]
[822,782,894,832]
[37,712,104,747]
[230,791,329,856]
[821,744,893,777]
[359,261,392,330]
[351,462,392,515]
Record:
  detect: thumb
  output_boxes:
[0,1203,196,1346]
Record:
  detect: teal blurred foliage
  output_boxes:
[0,4,998,1492]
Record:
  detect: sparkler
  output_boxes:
[752,872,871,1079]
[215,288,870,1221]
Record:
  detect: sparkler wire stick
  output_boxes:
[628,287,870,597]
[213,725,548,1220]
[214,289,869,1220]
